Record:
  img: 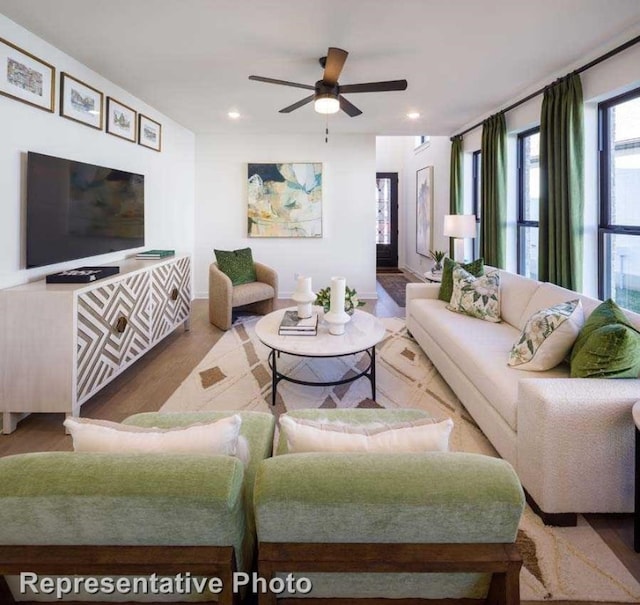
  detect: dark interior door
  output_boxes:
[376,172,399,268]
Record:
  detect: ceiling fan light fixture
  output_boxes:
[314,94,340,115]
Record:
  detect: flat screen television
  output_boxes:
[26,152,145,268]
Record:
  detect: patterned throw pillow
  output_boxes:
[508,300,584,371]
[214,248,257,286]
[438,257,484,302]
[447,266,501,322]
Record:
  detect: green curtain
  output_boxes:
[449,135,464,258]
[480,113,507,268]
[538,73,584,290]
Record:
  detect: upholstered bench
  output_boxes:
[0,410,275,605]
[254,409,525,604]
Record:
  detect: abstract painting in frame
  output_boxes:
[60,72,103,129]
[247,163,322,238]
[138,114,162,151]
[416,165,433,256]
[106,96,137,142]
[0,37,54,112]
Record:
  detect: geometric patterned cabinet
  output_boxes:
[0,255,191,433]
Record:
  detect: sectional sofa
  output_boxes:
[406,269,640,523]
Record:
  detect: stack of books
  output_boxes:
[278,310,318,336]
[136,249,175,259]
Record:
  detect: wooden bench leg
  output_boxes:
[0,575,16,604]
[487,563,521,605]
[258,561,277,605]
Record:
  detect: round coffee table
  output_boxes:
[255,307,386,406]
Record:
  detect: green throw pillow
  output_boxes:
[214,248,257,286]
[438,257,485,302]
[570,298,640,378]
[570,323,640,378]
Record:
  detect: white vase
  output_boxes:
[291,276,315,319]
[324,276,350,335]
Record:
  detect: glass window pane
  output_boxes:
[608,96,640,227]
[522,132,540,222]
[376,177,391,245]
[519,226,538,280]
[603,232,640,313]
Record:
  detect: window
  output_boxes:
[414,135,431,150]
[599,87,640,312]
[517,128,540,280]
[472,151,481,259]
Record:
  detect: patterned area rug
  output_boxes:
[376,273,410,306]
[161,317,640,602]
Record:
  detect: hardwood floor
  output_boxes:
[2,274,639,603]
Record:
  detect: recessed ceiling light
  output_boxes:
[407,112,420,120]
[228,111,241,119]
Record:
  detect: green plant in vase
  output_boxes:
[314,285,366,315]
[428,250,447,273]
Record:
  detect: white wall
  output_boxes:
[0,14,196,290]
[194,134,377,299]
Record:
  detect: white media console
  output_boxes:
[0,254,191,433]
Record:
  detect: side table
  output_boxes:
[634,401,640,552]
[424,271,442,284]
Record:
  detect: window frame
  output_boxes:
[516,126,540,277]
[472,150,481,260]
[598,86,640,301]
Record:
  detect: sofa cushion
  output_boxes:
[232,281,275,307]
[438,257,484,302]
[508,299,584,371]
[447,267,501,323]
[214,247,257,286]
[410,299,569,430]
[498,270,541,329]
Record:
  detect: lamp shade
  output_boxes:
[443,214,476,239]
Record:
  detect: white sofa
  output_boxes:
[406,269,640,524]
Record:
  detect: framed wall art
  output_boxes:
[60,72,103,129]
[0,37,55,112]
[416,165,434,256]
[106,96,136,142]
[247,163,322,238]
[138,113,162,151]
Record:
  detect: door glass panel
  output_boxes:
[376,177,391,245]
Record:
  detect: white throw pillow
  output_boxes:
[447,266,501,323]
[279,415,453,454]
[63,415,248,464]
[508,299,584,371]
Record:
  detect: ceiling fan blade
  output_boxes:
[323,47,348,85]
[339,80,408,94]
[249,75,314,90]
[279,94,315,113]
[339,96,362,117]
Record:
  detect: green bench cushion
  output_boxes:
[0,451,244,549]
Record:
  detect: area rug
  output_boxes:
[160,317,640,602]
[376,273,410,306]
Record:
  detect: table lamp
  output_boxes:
[443,214,476,262]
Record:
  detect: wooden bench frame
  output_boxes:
[258,542,522,605]
[0,545,236,605]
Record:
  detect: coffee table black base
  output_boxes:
[267,346,376,406]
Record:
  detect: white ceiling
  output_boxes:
[1,0,640,136]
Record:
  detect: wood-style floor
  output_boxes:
[1,272,638,605]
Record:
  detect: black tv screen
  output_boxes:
[26,152,145,268]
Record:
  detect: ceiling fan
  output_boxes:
[249,47,408,117]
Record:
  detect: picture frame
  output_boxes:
[416,165,434,256]
[247,163,323,238]
[138,113,162,152]
[106,96,136,142]
[60,72,103,129]
[0,37,55,112]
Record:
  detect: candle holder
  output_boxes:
[291,276,315,319]
[324,276,351,335]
